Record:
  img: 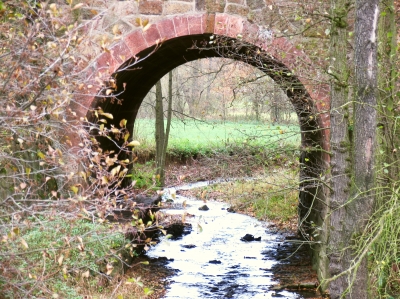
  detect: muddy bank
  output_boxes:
[163,155,297,188]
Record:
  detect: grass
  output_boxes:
[0,216,155,299]
[356,184,400,298]
[132,118,301,159]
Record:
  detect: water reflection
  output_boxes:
[147,191,310,299]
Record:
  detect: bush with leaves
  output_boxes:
[0,1,160,298]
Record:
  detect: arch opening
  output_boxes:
[87,34,325,234]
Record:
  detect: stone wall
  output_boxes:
[69,0,329,72]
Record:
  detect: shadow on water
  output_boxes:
[146,183,321,299]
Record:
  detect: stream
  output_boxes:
[147,183,319,299]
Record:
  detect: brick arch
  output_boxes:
[81,13,329,149]
[79,13,329,236]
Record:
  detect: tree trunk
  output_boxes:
[155,80,165,184]
[160,71,173,186]
[328,0,350,299]
[348,1,379,297]
[253,98,260,122]
[154,72,174,186]
[328,0,352,295]
[329,0,379,297]
[377,0,399,180]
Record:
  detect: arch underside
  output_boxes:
[87,34,324,231]
[90,35,321,146]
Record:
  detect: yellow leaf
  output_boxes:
[20,237,29,249]
[101,176,109,185]
[13,227,20,236]
[142,19,149,27]
[111,127,120,134]
[118,168,128,178]
[70,186,78,194]
[105,156,115,166]
[99,112,113,119]
[127,140,140,147]
[58,254,64,266]
[79,171,87,180]
[72,3,84,10]
[112,25,121,35]
[110,165,121,178]
[37,151,45,159]
[106,263,114,275]
[135,18,141,27]
[26,168,31,176]
[124,132,130,142]
[120,119,127,128]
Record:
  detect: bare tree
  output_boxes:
[154,71,173,186]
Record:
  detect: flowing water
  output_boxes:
[147,183,318,299]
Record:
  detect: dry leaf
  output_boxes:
[72,3,84,10]
[20,238,29,249]
[58,254,64,266]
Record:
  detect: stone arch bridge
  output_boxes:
[72,0,331,287]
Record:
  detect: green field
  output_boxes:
[132,118,301,158]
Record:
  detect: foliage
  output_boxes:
[0,1,156,298]
[366,186,400,298]
[130,161,161,189]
